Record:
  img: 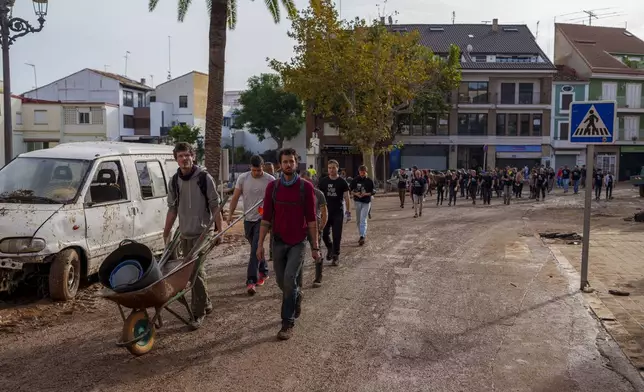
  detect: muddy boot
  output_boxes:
[313,263,323,287]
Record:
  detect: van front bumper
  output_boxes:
[0,255,49,292]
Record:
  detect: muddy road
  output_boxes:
[0,189,642,392]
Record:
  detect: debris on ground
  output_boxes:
[633,211,644,222]
[608,289,631,296]
[539,232,583,244]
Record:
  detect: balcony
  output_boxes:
[618,128,644,141]
[591,96,643,110]
[456,93,490,105]
[494,91,550,106]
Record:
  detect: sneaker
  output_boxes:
[247,283,257,296]
[257,273,269,286]
[205,303,214,315]
[294,292,303,319]
[419,212,422,217]
[312,280,322,288]
[277,324,294,340]
[414,214,418,218]
[326,250,333,261]
[331,254,339,266]
[313,263,323,287]
[190,315,205,331]
[359,237,365,246]
[368,213,372,219]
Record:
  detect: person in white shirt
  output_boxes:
[604,172,614,200]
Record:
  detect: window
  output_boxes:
[457,113,487,135]
[123,114,135,128]
[91,108,104,124]
[518,83,534,104]
[424,113,437,136]
[123,91,134,107]
[149,96,156,103]
[179,95,188,108]
[560,93,573,112]
[79,111,90,124]
[437,115,449,135]
[520,114,531,136]
[324,122,339,136]
[507,114,518,136]
[533,114,542,136]
[411,111,424,135]
[137,93,144,108]
[500,83,515,104]
[88,160,128,204]
[223,117,231,127]
[559,122,569,140]
[26,141,51,152]
[135,161,167,199]
[458,82,489,104]
[496,113,506,136]
[397,114,411,135]
[16,112,22,125]
[34,110,48,125]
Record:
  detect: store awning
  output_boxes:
[496,152,542,159]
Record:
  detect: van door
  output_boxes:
[83,158,135,271]
[129,156,170,251]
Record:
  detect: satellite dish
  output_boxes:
[466,44,473,53]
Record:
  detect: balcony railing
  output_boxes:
[618,129,644,141]
[591,95,643,109]
[456,93,490,104]
[494,91,549,105]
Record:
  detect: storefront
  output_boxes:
[495,145,543,169]
[400,145,449,170]
[552,150,583,170]
[619,146,644,181]
[320,144,389,179]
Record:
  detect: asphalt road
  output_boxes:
[0,191,642,392]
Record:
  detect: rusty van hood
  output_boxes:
[0,203,61,237]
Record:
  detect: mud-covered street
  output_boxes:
[1,188,644,392]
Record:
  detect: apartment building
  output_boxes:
[555,23,644,180]
[21,69,153,138]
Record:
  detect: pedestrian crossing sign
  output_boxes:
[569,101,616,144]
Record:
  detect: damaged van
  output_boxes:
[0,142,178,300]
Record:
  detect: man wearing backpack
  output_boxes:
[163,142,223,330]
[257,148,320,340]
[227,155,275,296]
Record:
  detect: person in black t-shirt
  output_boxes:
[535,170,547,201]
[447,171,459,206]
[571,166,582,194]
[459,171,467,198]
[561,166,571,193]
[581,165,587,189]
[318,160,351,267]
[502,171,513,205]
[410,170,427,217]
[605,172,614,200]
[436,172,446,206]
[467,170,479,205]
[593,169,604,201]
[349,165,375,246]
[480,171,493,205]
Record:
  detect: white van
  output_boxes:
[0,142,179,300]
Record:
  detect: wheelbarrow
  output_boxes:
[98,197,263,356]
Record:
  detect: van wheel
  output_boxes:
[49,249,81,301]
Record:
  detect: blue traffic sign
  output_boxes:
[569,101,616,144]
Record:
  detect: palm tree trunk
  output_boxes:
[204,0,227,184]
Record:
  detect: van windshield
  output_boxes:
[0,157,92,204]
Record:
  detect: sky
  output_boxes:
[6,0,644,95]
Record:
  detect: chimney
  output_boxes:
[380,16,385,24]
[140,78,147,85]
[492,18,498,32]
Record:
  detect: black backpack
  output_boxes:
[171,171,209,210]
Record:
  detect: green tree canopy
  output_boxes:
[270,0,461,177]
[232,73,304,150]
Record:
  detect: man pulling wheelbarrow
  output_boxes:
[164,142,224,329]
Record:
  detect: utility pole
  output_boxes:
[124,51,130,76]
[452,11,455,24]
[167,36,172,81]
[536,21,540,39]
[582,10,598,26]
[25,63,37,98]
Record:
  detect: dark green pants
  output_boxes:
[181,237,212,318]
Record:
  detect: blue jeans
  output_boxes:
[272,238,306,326]
[573,179,580,193]
[244,220,269,284]
[355,201,371,238]
[563,178,570,192]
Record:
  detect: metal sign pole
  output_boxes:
[580,144,594,291]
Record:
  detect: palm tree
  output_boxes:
[149,0,296,182]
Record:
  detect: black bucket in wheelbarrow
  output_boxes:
[99,240,163,293]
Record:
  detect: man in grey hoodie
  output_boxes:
[163,142,223,329]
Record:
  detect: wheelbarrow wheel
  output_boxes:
[122,310,156,356]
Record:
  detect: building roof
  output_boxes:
[19,97,117,107]
[154,70,208,89]
[19,142,174,160]
[556,23,644,75]
[88,69,154,91]
[389,23,555,70]
[554,65,588,82]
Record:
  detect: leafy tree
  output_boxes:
[148,0,297,183]
[232,73,304,150]
[224,144,253,164]
[270,0,461,177]
[167,124,205,163]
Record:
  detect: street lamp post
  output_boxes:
[0,0,48,165]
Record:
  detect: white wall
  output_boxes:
[105,106,120,140]
[23,69,121,105]
[155,73,195,122]
[150,102,174,137]
[0,95,23,164]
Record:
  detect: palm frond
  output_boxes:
[227,0,238,29]
[280,0,297,19]
[148,0,160,12]
[177,0,193,22]
[264,0,280,23]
